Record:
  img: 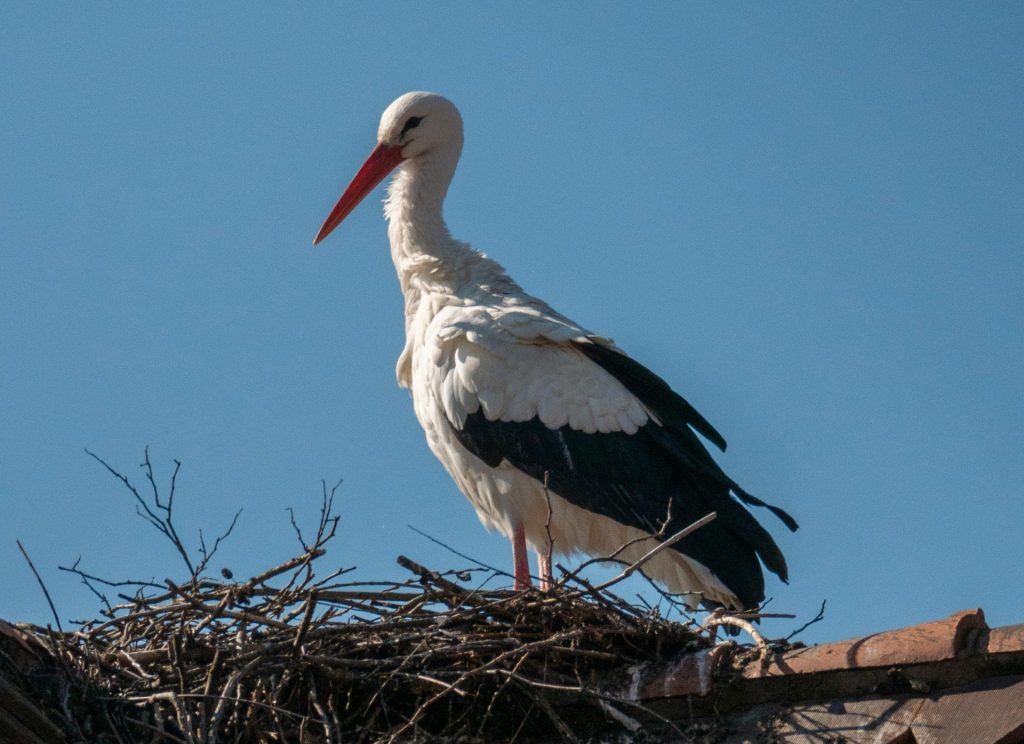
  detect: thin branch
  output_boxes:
[143,450,193,575]
[286,507,307,550]
[542,470,555,580]
[565,512,717,600]
[59,557,163,590]
[86,448,195,575]
[16,539,63,632]
[566,496,676,577]
[195,508,243,577]
[786,599,827,641]
[407,525,512,580]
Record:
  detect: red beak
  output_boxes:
[313,142,405,245]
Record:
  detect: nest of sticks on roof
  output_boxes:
[3,452,743,743]
[8,552,714,743]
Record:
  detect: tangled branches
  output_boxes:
[6,451,720,743]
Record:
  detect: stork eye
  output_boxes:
[401,116,423,136]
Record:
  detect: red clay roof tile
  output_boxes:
[746,609,988,679]
[985,623,1024,655]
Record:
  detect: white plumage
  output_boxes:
[314,92,796,610]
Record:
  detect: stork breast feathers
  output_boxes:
[432,309,648,436]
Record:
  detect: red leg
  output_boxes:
[537,551,553,591]
[512,524,533,590]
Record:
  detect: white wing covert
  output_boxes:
[433,306,649,435]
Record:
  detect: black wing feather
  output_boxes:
[452,413,788,609]
[448,343,797,609]
[575,341,798,532]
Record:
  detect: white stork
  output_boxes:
[314,92,797,611]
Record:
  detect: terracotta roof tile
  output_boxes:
[747,609,988,679]
[616,609,1024,741]
[985,623,1024,655]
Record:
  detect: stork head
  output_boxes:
[377,91,463,160]
[314,92,463,245]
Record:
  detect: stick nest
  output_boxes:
[6,454,719,743]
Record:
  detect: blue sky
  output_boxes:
[2,4,1021,644]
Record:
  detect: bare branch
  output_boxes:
[16,539,63,632]
[86,448,195,575]
[542,469,555,579]
[407,525,512,580]
[195,508,243,577]
[786,599,828,641]
[59,556,163,591]
[562,512,717,601]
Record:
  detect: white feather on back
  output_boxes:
[427,304,649,435]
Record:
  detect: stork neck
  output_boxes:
[384,150,471,294]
